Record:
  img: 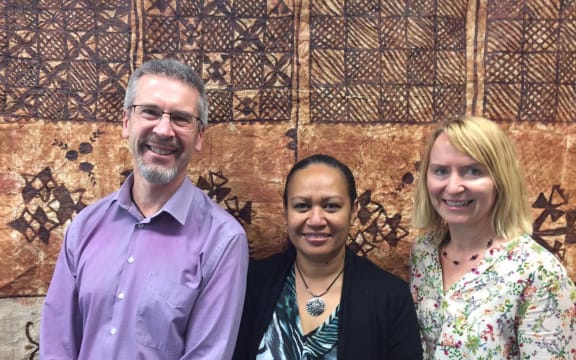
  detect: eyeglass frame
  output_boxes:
[130,104,203,131]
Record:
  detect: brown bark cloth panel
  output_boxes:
[1,0,575,358]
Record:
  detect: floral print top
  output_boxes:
[409,234,576,360]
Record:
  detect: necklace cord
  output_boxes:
[441,237,494,265]
[295,262,344,297]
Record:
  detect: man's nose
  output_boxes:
[153,113,176,137]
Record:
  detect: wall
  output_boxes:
[1,0,575,358]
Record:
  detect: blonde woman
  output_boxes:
[410,116,576,359]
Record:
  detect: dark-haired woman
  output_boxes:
[234,154,422,359]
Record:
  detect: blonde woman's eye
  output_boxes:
[430,167,447,176]
[465,166,484,176]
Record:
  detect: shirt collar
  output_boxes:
[115,173,195,225]
[162,177,195,225]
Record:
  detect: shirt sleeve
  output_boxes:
[517,263,576,358]
[40,228,83,359]
[180,232,249,360]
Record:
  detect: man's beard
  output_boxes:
[132,136,183,185]
[137,157,179,184]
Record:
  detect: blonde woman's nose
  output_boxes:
[446,174,464,193]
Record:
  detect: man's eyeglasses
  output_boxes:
[131,105,202,131]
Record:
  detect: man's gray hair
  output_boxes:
[123,58,208,127]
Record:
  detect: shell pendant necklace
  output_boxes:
[295,262,344,317]
[442,237,493,265]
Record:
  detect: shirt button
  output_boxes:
[110,327,117,335]
[128,256,135,263]
[137,224,144,229]
[118,292,125,299]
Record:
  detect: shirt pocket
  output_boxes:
[136,273,201,353]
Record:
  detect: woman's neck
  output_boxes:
[444,225,496,252]
[295,249,345,280]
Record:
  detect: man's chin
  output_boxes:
[138,165,179,185]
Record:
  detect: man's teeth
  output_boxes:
[149,146,174,155]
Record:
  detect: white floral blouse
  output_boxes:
[409,234,576,360]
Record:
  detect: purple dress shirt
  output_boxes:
[40,174,249,359]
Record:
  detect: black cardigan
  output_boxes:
[233,247,423,359]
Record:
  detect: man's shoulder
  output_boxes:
[71,191,119,224]
[62,191,121,250]
[191,185,245,232]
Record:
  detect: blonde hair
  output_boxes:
[412,116,532,243]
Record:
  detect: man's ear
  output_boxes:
[193,123,204,152]
[121,109,130,139]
